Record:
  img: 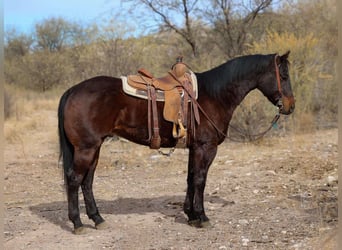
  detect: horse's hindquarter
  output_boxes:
[63,76,176,148]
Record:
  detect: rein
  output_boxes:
[226,113,280,142]
[197,101,280,142]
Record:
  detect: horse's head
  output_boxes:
[257,51,295,115]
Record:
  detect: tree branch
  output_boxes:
[137,0,199,57]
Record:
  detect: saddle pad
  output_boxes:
[121,71,198,101]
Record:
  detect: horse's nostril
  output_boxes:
[290,104,295,112]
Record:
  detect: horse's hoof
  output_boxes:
[73,226,87,235]
[188,219,201,227]
[95,221,109,230]
[188,219,211,228]
[200,220,212,228]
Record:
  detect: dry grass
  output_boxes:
[4,85,60,145]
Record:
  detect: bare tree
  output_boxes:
[122,0,272,58]
[124,0,201,57]
[204,0,273,58]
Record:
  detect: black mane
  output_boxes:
[195,54,275,98]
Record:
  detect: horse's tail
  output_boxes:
[58,88,74,183]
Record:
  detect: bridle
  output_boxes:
[274,54,285,113]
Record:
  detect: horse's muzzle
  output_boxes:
[278,96,295,115]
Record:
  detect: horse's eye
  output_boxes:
[279,66,289,80]
[280,74,288,81]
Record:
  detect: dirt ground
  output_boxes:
[4,106,338,249]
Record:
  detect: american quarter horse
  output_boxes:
[58,51,295,234]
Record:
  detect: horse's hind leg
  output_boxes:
[65,167,84,234]
[67,147,103,234]
[80,148,106,229]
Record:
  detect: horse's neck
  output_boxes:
[198,78,257,133]
[196,67,259,118]
[227,80,257,107]
[197,66,259,109]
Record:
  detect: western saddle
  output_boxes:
[126,56,199,149]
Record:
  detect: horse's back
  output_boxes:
[70,76,122,95]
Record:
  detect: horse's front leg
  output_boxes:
[184,148,195,221]
[184,143,217,227]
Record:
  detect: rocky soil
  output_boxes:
[4,108,338,249]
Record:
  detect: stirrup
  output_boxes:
[172,121,186,139]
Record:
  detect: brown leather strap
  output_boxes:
[147,84,152,141]
[149,83,161,149]
[182,74,200,125]
[182,86,189,128]
[274,55,283,96]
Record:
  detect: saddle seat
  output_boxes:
[137,65,185,90]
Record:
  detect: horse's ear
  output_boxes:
[281,50,290,59]
[276,50,290,65]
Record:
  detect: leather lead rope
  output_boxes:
[193,95,281,142]
[227,114,280,142]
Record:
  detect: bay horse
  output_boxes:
[58,52,295,234]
